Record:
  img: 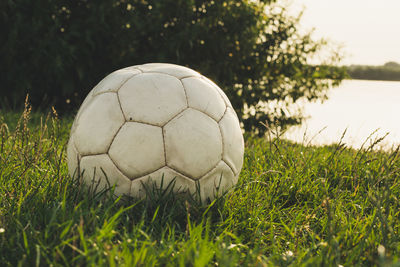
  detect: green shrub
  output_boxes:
[0,0,345,133]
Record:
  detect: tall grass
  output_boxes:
[1,103,400,266]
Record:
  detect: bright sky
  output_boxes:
[290,0,400,65]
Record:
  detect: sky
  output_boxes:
[289,0,400,65]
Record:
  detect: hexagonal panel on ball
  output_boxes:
[164,108,223,179]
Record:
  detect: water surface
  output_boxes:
[284,79,400,149]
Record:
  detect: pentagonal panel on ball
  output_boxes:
[199,161,237,202]
[73,93,125,155]
[130,166,196,198]
[80,154,132,197]
[108,122,165,179]
[182,77,226,121]
[92,68,141,96]
[137,63,201,79]
[118,73,187,126]
[164,108,222,179]
[219,107,244,175]
[201,76,233,108]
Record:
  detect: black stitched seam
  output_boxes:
[218,124,224,169]
[131,66,144,72]
[140,70,199,80]
[117,90,128,121]
[130,165,165,181]
[185,106,224,123]
[218,106,229,123]
[162,126,168,168]
[116,71,146,121]
[93,71,141,97]
[106,122,125,153]
[166,166,195,183]
[217,107,229,166]
[80,152,107,157]
[198,160,222,181]
[125,120,161,127]
[165,163,197,181]
[222,159,236,176]
[134,66,200,80]
[178,79,189,108]
[181,76,227,122]
[106,153,134,181]
[161,107,188,127]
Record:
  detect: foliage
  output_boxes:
[1,0,345,133]
[384,61,400,69]
[347,62,400,81]
[1,110,400,265]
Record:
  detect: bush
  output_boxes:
[0,0,345,133]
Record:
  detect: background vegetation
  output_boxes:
[1,0,346,133]
[347,61,400,81]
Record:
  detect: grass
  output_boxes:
[1,105,400,266]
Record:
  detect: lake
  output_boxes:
[283,79,400,149]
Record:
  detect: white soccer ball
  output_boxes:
[67,63,244,201]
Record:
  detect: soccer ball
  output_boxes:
[67,63,244,201]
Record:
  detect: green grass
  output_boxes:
[1,106,400,266]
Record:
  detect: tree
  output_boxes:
[384,61,400,69]
[0,0,345,133]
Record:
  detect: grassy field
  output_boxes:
[1,106,400,266]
